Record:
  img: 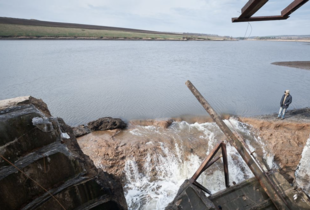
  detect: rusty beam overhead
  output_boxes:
[232,15,288,23]
[232,0,309,22]
[281,0,309,17]
[239,0,269,19]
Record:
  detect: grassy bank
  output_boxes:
[0,23,226,41]
[0,24,186,40]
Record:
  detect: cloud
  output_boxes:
[0,0,309,36]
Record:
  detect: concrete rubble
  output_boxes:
[0,96,127,210]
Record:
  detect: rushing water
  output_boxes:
[1,40,310,126]
[121,118,275,210]
[296,136,310,197]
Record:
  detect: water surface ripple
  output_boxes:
[1,40,310,126]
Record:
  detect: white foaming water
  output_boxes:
[125,149,201,210]
[295,136,310,197]
[225,118,275,170]
[124,119,275,210]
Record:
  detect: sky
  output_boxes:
[0,0,309,37]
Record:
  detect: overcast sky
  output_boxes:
[0,0,309,37]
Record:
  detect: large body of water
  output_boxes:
[1,40,310,126]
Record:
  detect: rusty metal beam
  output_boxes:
[191,142,223,181]
[221,143,229,188]
[190,141,230,193]
[202,155,222,171]
[185,80,291,210]
[239,0,269,18]
[281,0,309,17]
[232,0,308,22]
[193,181,212,195]
[232,15,288,22]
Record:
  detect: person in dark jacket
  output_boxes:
[277,90,292,119]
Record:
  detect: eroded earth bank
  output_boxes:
[1,96,309,210]
[76,109,310,209]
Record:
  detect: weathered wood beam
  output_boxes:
[232,15,288,22]
[239,0,269,19]
[185,80,291,210]
[281,0,309,17]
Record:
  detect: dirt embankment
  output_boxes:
[241,108,310,183]
[77,108,310,185]
[272,61,310,71]
[77,120,217,183]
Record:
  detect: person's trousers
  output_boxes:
[278,107,287,119]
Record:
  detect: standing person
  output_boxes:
[278,90,292,120]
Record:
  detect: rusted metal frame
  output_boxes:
[190,141,229,194]
[240,0,269,18]
[232,15,288,22]
[231,129,294,209]
[193,181,212,195]
[232,0,308,22]
[190,142,224,181]
[281,0,309,17]
[202,156,222,171]
[232,130,292,208]
[221,143,229,188]
[185,80,291,210]
[232,129,292,208]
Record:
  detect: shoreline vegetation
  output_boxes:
[0,17,232,41]
[1,17,309,42]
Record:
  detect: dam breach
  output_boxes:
[1,92,310,210]
[166,81,310,210]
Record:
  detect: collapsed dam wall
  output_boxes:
[76,114,310,209]
[0,96,127,210]
[1,95,309,210]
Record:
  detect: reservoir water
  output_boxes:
[1,40,310,210]
[0,40,310,126]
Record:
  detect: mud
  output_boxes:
[272,61,310,71]
[76,110,310,208]
[240,108,310,182]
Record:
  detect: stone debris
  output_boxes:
[88,117,127,131]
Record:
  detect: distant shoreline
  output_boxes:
[0,17,232,41]
[0,37,229,41]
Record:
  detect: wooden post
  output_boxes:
[185,80,291,210]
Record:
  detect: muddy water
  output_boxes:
[296,137,310,197]
[78,118,275,210]
[1,41,310,126]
